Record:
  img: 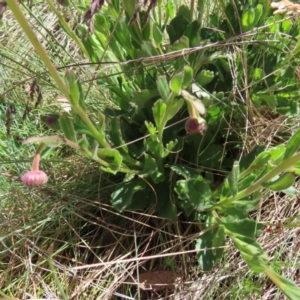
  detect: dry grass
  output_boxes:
[1,176,300,299]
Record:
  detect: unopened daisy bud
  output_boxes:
[22,170,48,187]
[185,117,206,134]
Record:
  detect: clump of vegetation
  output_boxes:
[1,0,300,298]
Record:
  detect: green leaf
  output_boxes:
[175,178,214,211]
[110,118,129,156]
[242,8,255,32]
[276,100,298,116]
[281,19,292,32]
[170,165,202,179]
[264,267,300,300]
[164,98,184,122]
[222,207,247,221]
[138,41,160,57]
[222,219,263,238]
[141,153,157,176]
[174,179,188,200]
[177,5,192,22]
[257,94,277,110]
[153,23,163,44]
[78,135,90,150]
[250,152,271,168]
[153,99,166,129]
[77,80,86,111]
[94,14,109,34]
[283,129,300,160]
[196,70,214,86]
[165,2,175,19]
[178,199,194,216]
[122,1,136,19]
[240,252,266,272]
[233,197,261,212]
[253,68,263,80]
[170,72,184,94]
[212,226,225,254]
[97,148,123,168]
[111,18,132,54]
[157,76,170,102]
[228,161,239,197]
[269,145,286,163]
[151,167,165,183]
[59,116,77,142]
[111,180,146,212]
[145,121,157,136]
[130,89,160,111]
[140,11,151,41]
[282,186,298,195]
[262,172,295,191]
[182,66,193,89]
[166,15,189,44]
[196,224,224,271]
[240,145,265,171]
[98,112,105,132]
[206,106,222,125]
[184,20,201,46]
[228,233,268,272]
[158,198,177,220]
[253,4,263,27]
[147,137,164,161]
[163,139,178,157]
[64,69,80,106]
[166,35,189,52]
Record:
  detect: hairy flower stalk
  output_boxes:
[22,143,48,187]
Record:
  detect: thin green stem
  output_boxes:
[63,138,131,173]
[7,0,111,148]
[6,0,69,97]
[45,0,90,59]
[218,152,300,207]
[238,165,258,180]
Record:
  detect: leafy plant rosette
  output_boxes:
[5,0,300,298]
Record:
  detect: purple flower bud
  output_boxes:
[57,0,70,6]
[45,114,60,130]
[185,117,206,134]
[22,171,48,187]
[46,115,57,126]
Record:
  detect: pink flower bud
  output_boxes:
[22,171,48,187]
[185,117,206,134]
